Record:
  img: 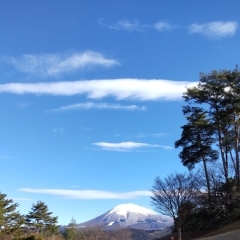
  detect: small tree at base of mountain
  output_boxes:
[64,218,78,240]
[25,201,58,237]
[0,192,25,238]
[151,172,201,240]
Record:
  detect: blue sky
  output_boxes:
[1,0,240,225]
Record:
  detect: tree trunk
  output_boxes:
[234,115,240,193]
[178,227,182,240]
[197,132,211,202]
[229,148,237,173]
[216,112,228,182]
[202,157,211,202]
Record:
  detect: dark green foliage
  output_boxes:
[210,177,240,214]
[64,218,77,240]
[174,67,240,234]
[179,177,240,232]
[16,235,45,240]
[25,201,58,236]
[182,204,240,231]
[182,66,240,191]
[0,193,62,239]
[175,106,218,200]
[0,192,25,238]
[175,106,218,169]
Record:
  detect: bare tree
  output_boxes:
[151,172,201,240]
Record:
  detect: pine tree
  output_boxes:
[26,201,58,236]
[0,192,25,238]
[183,66,240,193]
[175,106,218,201]
[65,218,77,240]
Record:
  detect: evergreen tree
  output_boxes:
[26,201,58,236]
[65,218,77,240]
[175,106,218,201]
[0,192,25,238]
[183,66,240,193]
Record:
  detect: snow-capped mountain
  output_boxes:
[78,203,173,231]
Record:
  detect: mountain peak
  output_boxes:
[108,203,157,216]
[79,203,173,231]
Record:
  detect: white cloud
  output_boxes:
[92,141,172,151]
[109,19,174,32]
[189,21,238,38]
[110,19,144,31]
[19,188,152,199]
[0,79,197,101]
[50,102,146,112]
[154,21,175,31]
[2,51,120,76]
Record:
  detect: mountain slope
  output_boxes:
[78,203,173,231]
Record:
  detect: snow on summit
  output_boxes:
[108,203,157,216]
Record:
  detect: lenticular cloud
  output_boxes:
[19,188,151,199]
[0,79,197,101]
[3,51,120,76]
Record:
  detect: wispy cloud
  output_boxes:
[50,102,146,112]
[189,21,238,38]
[0,156,13,159]
[109,19,175,32]
[78,126,94,131]
[154,21,175,31]
[16,102,31,109]
[19,188,152,199]
[110,19,144,31]
[134,133,165,138]
[17,104,26,109]
[0,79,197,101]
[53,127,65,133]
[92,141,172,151]
[12,197,32,201]
[2,51,120,77]
[152,133,165,137]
